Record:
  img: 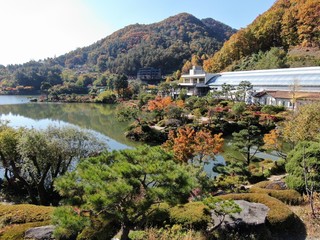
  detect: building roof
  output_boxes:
[253,90,320,100]
[207,67,320,87]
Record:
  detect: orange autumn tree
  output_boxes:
[163,127,224,163]
[147,96,173,111]
[147,96,185,121]
[263,129,286,159]
[147,96,173,121]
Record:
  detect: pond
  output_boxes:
[0,96,140,150]
[0,96,278,178]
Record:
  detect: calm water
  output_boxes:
[0,95,139,150]
[0,95,227,177]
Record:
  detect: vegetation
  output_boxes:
[204,0,320,72]
[0,125,106,205]
[163,127,224,163]
[219,193,302,233]
[53,146,197,240]
[0,1,319,238]
[250,181,302,205]
[0,204,53,240]
[286,141,320,216]
[0,13,236,92]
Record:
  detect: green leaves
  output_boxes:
[0,125,107,205]
[54,145,197,238]
[286,141,320,193]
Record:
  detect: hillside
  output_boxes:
[0,13,236,90]
[203,0,320,72]
[54,13,236,75]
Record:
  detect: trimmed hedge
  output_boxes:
[0,204,54,240]
[148,202,210,230]
[169,202,210,230]
[0,204,53,226]
[250,181,303,205]
[0,221,51,240]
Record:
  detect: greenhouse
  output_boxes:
[206,67,320,92]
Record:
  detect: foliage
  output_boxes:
[203,196,242,230]
[261,105,286,114]
[163,127,224,163]
[286,141,320,192]
[169,202,210,230]
[125,122,167,143]
[283,103,320,143]
[48,83,88,96]
[0,125,107,205]
[95,90,117,103]
[235,81,252,102]
[231,102,246,119]
[113,74,129,98]
[204,0,320,72]
[52,206,90,240]
[54,146,197,240]
[263,129,286,159]
[0,204,53,226]
[250,182,302,205]
[129,227,206,240]
[0,13,236,89]
[0,204,53,240]
[232,116,264,165]
[0,221,51,240]
[286,141,320,216]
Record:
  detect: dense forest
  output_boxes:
[0,13,236,91]
[203,0,320,72]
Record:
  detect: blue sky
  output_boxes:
[0,0,276,66]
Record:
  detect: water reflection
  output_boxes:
[0,102,140,149]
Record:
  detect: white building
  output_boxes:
[207,67,320,92]
[178,66,320,107]
[178,66,217,96]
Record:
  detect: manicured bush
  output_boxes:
[146,203,171,227]
[129,227,206,240]
[261,105,285,114]
[0,221,51,240]
[0,204,53,226]
[0,204,54,240]
[169,202,210,230]
[147,202,210,230]
[250,181,303,205]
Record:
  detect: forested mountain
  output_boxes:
[0,13,236,90]
[54,13,235,75]
[203,0,320,72]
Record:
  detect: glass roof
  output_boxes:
[206,67,320,87]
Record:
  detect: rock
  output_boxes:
[210,200,269,230]
[24,225,55,240]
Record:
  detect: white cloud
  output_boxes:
[0,0,112,65]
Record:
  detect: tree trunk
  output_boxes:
[120,225,131,240]
[37,184,49,206]
[247,146,251,165]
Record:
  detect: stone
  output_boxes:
[24,225,55,240]
[210,200,269,230]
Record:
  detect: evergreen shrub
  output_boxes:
[169,202,210,230]
[0,204,53,240]
[250,181,302,205]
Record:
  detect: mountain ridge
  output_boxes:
[52,12,236,75]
